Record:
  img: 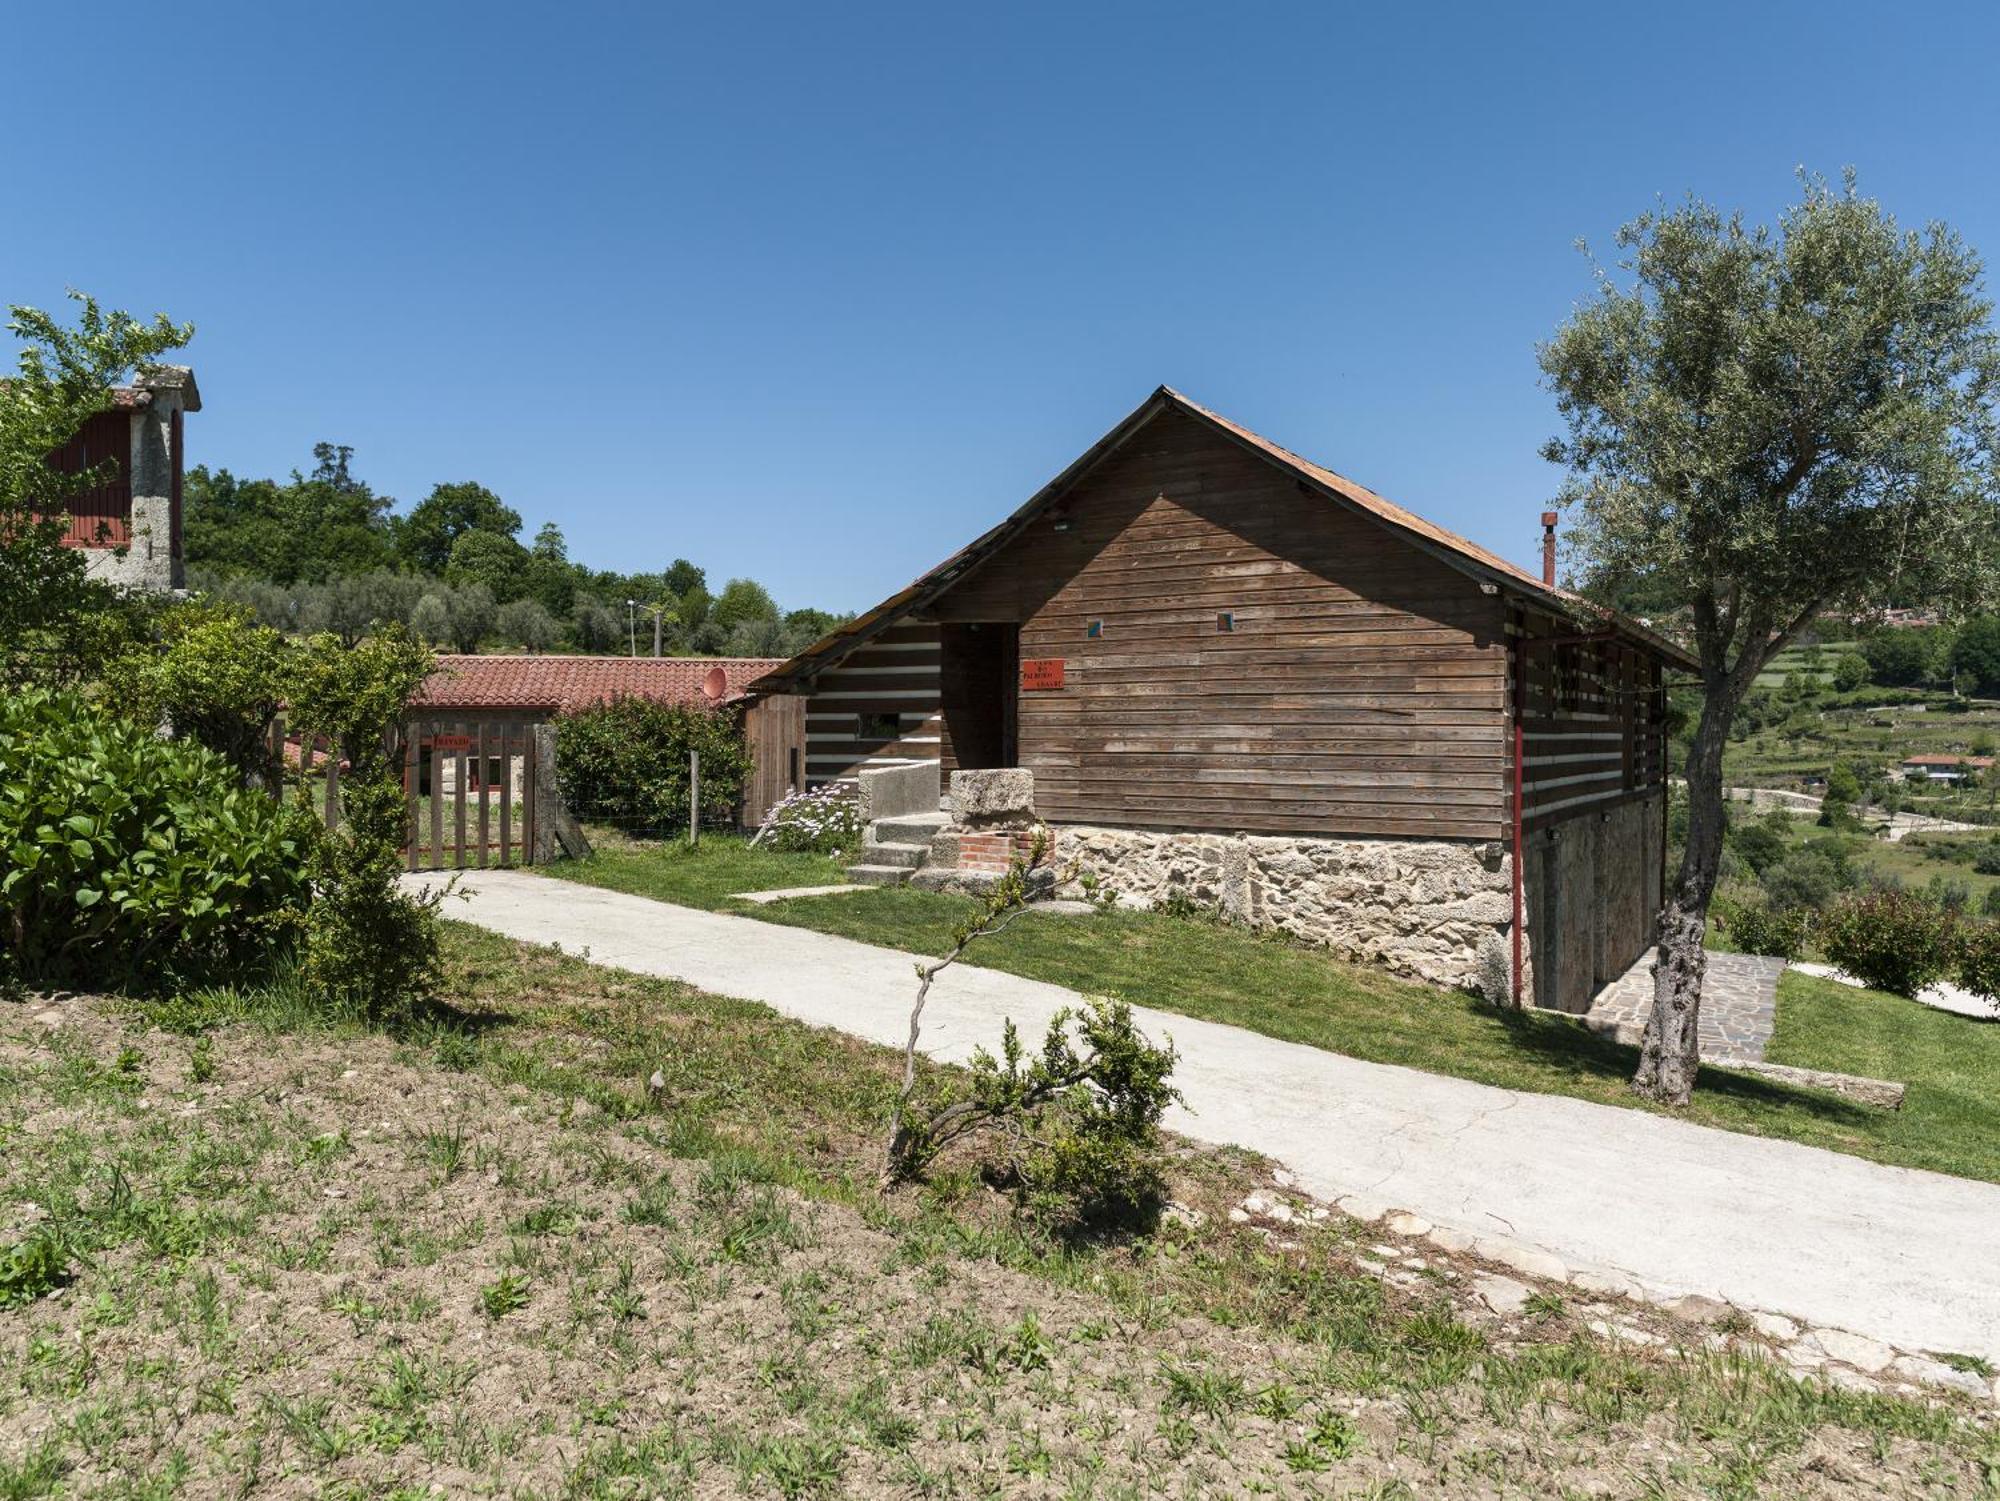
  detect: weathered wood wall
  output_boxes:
[47,410,135,547]
[923,408,1511,840]
[741,693,807,826]
[801,622,943,785]
[1523,791,1665,1013]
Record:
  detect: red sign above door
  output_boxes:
[1021,657,1066,692]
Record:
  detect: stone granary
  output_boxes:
[749,388,1693,1011]
[44,366,201,593]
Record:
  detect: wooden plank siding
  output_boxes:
[741,693,807,826]
[921,408,1512,841]
[1514,611,1667,832]
[802,623,943,785]
[47,410,134,548]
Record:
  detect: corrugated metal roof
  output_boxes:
[751,387,1697,691]
[411,655,785,715]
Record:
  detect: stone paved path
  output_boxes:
[1583,949,1784,1062]
[414,869,2000,1362]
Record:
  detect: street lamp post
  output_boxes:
[625,599,637,658]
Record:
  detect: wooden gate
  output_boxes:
[401,714,542,870]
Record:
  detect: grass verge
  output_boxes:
[0,924,1992,1497]
[545,840,2000,1185]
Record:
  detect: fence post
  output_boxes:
[530,721,592,861]
[689,749,700,848]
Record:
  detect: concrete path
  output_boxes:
[416,869,2000,1362]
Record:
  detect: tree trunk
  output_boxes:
[1633,692,1733,1105]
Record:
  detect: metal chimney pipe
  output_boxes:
[1540,510,1559,587]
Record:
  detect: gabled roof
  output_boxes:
[412,655,784,715]
[751,386,1697,692]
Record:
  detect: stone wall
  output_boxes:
[1053,824,1518,992]
[80,494,179,592]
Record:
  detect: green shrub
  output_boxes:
[104,600,293,787]
[0,1224,72,1308]
[893,998,1181,1238]
[1758,848,1851,912]
[1925,874,1973,913]
[287,629,440,1023]
[1952,922,2000,1011]
[0,688,309,988]
[1727,821,1789,877]
[1716,898,1812,959]
[1818,889,1955,998]
[555,697,750,836]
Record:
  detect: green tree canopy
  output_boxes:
[444,527,529,599]
[1861,626,1949,686]
[183,443,397,583]
[396,481,523,575]
[663,558,706,598]
[1540,172,2000,1103]
[1949,615,2000,696]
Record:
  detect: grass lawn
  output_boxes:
[1,926,1990,1496]
[547,838,2000,1186]
[1767,971,2000,1184]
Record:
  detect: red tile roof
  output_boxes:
[411,656,785,715]
[1902,754,1995,768]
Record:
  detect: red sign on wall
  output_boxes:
[1021,657,1066,692]
[431,734,475,752]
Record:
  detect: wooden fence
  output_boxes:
[402,714,543,870]
[264,714,345,830]
[265,712,558,871]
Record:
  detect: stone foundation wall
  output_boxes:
[1053,824,1519,993]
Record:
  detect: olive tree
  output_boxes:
[1540,173,2000,1104]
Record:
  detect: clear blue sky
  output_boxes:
[5,2,1996,613]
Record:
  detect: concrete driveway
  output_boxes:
[413,868,2000,1363]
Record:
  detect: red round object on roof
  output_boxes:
[702,665,729,702]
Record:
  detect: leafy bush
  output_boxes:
[1717,897,1812,959]
[1758,847,1851,912]
[761,784,863,855]
[0,1224,72,1308]
[1727,821,1789,877]
[1925,874,1972,913]
[1972,843,2000,876]
[0,688,309,988]
[287,629,441,1022]
[1818,889,1955,998]
[895,999,1181,1237]
[1952,922,2000,1012]
[104,599,293,787]
[555,697,750,836]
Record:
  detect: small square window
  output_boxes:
[1086,620,1103,639]
[1216,612,1235,633]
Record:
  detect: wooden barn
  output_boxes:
[750,387,1693,1011]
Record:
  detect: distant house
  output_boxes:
[752,387,1695,1010]
[408,654,802,824]
[45,367,201,593]
[1899,754,1993,783]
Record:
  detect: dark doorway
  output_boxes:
[939,622,1019,769]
